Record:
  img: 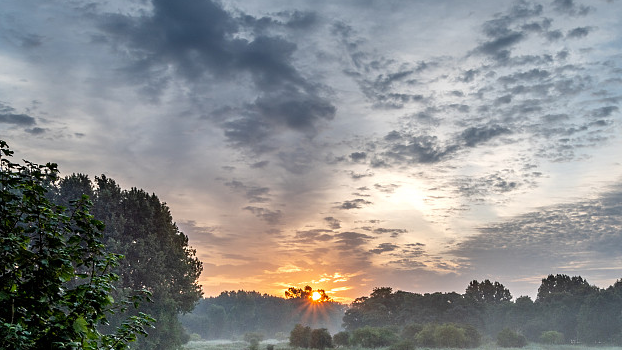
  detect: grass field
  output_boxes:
[182,340,621,350]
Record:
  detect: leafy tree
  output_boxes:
[577,280,622,345]
[285,286,331,302]
[244,332,264,350]
[332,331,350,347]
[310,328,332,349]
[290,324,311,348]
[464,279,512,303]
[53,174,203,350]
[350,326,397,348]
[536,274,597,303]
[0,140,154,349]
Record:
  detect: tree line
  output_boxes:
[0,141,203,350]
[341,276,621,346]
[179,288,345,340]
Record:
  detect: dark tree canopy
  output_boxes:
[464,279,512,303]
[48,173,203,350]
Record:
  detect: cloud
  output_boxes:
[369,243,399,254]
[243,206,282,224]
[0,113,35,126]
[224,179,271,203]
[98,0,335,153]
[449,184,622,275]
[337,198,373,210]
[334,231,373,250]
[460,125,512,147]
[552,0,592,16]
[566,26,592,39]
[324,216,341,229]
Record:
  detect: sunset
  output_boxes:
[0,0,621,348]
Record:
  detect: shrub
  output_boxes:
[332,331,350,347]
[540,330,564,344]
[497,328,527,348]
[401,323,423,339]
[266,345,274,350]
[351,326,398,348]
[414,324,436,347]
[290,324,312,348]
[310,328,333,349]
[434,324,467,348]
[461,324,481,348]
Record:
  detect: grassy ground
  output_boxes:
[182,340,621,350]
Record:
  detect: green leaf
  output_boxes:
[73,317,88,334]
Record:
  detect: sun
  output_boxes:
[311,291,322,301]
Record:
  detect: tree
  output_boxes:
[310,328,332,349]
[290,324,312,348]
[577,280,622,345]
[53,174,204,350]
[536,274,597,303]
[0,140,154,349]
[332,331,350,347]
[464,279,512,303]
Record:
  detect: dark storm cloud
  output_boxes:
[460,125,512,147]
[324,216,341,229]
[243,206,282,224]
[337,198,373,210]
[449,184,622,273]
[98,0,335,150]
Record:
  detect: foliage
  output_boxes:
[350,326,398,348]
[342,275,620,345]
[332,331,350,347]
[244,332,263,350]
[290,324,311,348]
[433,324,467,348]
[497,328,527,348]
[52,173,204,350]
[539,331,564,344]
[310,328,332,349]
[285,286,331,302]
[465,280,512,303]
[0,140,154,349]
[410,323,480,348]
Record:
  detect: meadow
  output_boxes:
[182,340,621,350]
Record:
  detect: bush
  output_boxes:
[401,323,423,339]
[245,332,264,350]
[310,328,333,349]
[540,330,564,344]
[497,328,527,348]
[414,324,436,347]
[332,331,350,347]
[351,326,398,348]
[290,324,311,348]
[434,324,467,348]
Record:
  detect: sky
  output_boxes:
[1,0,621,303]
